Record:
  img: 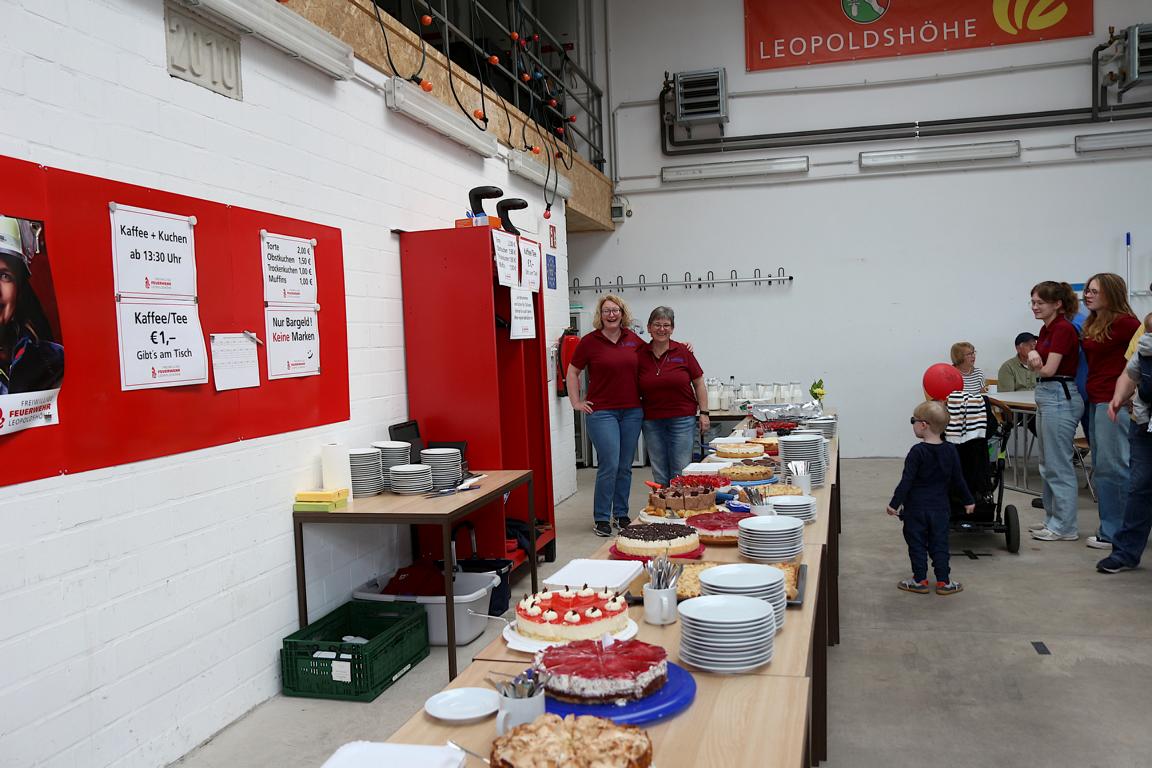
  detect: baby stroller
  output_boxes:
[947,393,1021,553]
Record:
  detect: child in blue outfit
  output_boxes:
[887,400,975,595]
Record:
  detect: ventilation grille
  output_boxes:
[1122,23,1152,92]
[673,68,728,127]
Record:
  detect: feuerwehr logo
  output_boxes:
[993,0,1068,34]
[0,406,5,429]
[145,277,151,289]
[151,366,157,378]
[842,0,888,23]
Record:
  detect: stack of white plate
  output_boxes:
[768,495,818,524]
[738,515,804,561]
[779,433,827,488]
[806,416,838,438]
[699,564,788,633]
[349,449,385,498]
[420,448,463,490]
[678,595,775,673]
[389,464,434,495]
[372,441,412,489]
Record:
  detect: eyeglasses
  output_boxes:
[650,323,673,330]
[1084,288,1100,296]
[600,308,621,316]
[910,417,928,425]
[1029,300,1050,308]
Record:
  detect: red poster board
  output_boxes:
[745,0,1093,71]
[1,156,349,486]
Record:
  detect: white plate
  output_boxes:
[739,516,805,534]
[699,564,784,590]
[502,618,639,653]
[678,595,773,624]
[679,650,773,674]
[424,687,499,722]
[543,559,643,593]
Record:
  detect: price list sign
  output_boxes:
[116,300,209,389]
[261,231,318,305]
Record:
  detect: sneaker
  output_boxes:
[1030,498,1045,509]
[1031,528,1079,541]
[593,522,613,537]
[935,581,964,595]
[613,517,631,530]
[1096,556,1135,574]
[897,578,930,594]
[1027,523,1048,532]
[1085,536,1113,550]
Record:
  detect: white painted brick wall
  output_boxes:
[0,1,581,765]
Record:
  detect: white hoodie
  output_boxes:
[1123,332,1152,425]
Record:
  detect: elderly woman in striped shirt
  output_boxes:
[951,341,988,394]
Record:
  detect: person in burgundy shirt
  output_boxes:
[1026,281,1083,542]
[1080,273,1141,549]
[637,306,709,487]
[565,294,644,536]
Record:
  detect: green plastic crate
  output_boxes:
[281,600,429,702]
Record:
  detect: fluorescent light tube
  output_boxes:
[660,156,809,182]
[1074,129,1152,153]
[507,153,573,199]
[383,78,500,158]
[175,0,354,80]
[859,140,1020,168]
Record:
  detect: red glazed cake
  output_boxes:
[686,511,751,543]
[535,639,668,704]
[515,587,630,642]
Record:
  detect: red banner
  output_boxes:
[745,0,1093,71]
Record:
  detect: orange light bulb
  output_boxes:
[420,14,432,26]
[488,55,499,65]
[473,109,485,120]
[531,146,541,155]
[420,79,433,92]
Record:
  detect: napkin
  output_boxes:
[320,741,466,768]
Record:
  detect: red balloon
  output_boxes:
[923,363,964,401]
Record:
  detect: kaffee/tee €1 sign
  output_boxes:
[745,0,1093,71]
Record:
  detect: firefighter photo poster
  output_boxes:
[0,214,64,436]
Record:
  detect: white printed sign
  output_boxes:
[265,307,320,379]
[116,299,209,390]
[518,237,541,292]
[261,231,318,305]
[110,204,198,298]
[491,229,519,288]
[0,389,61,436]
[509,288,535,340]
[210,333,261,392]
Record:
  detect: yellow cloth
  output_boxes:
[1126,325,1145,359]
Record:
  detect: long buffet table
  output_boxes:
[383,434,842,767]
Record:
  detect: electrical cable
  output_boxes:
[440,9,489,131]
[371,0,427,82]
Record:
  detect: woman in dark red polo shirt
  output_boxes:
[565,294,644,536]
[637,306,708,487]
[1080,272,1140,550]
[1026,281,1084,542]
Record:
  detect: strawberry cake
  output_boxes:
[515,587,630,642]
[534,638,668,704]
[686,511,751,543]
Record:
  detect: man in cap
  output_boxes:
[0,215,64,396]
[997,332,1039,393]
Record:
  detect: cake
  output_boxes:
[721,462,775,482]
[686,511,750,543]
[675,562,720,599]
[748,436,780,455]
[736,483,804,501]
[534,639,668,704]
[643,487,716,518]
[615,522,700,557]
[490,714,653,768]
[715,442,765,459]
[514,587,630,642]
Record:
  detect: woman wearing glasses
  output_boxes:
[566,294,644,536]
[1080,273,1140,550]
[637,306,709,487]
[1026,281,1084,542]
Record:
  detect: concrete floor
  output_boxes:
[173,460,1152,768]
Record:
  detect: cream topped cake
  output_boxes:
[514,587,629,642]
[534,638,668,704]
[614,522,700,556]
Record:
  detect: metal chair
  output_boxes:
[1072,436,1097,502]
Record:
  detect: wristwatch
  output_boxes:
[698,411,710,416]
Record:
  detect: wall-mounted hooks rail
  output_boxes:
[570,267,792,294]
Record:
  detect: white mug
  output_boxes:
[643,584,678,625]
[793,474,813,495]
[496,690,546,735]
[751,503,775,516]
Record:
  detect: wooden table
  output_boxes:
[292,469,535,680]
[388,659,812,768]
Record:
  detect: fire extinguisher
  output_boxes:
[556,328,580,396]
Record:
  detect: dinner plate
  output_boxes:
[699,564,784,590]
[678,595,773,624]
[502,618,639,653]
[423,687,499,722]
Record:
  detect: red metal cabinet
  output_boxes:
[398,227,556,568]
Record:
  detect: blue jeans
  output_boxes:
[643,416,698,487]
[1089,402,1130,542]
[587,408,643,523]
[901,505,951,583]
[1036,381,1084,536]
[1110,422,1152,567]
